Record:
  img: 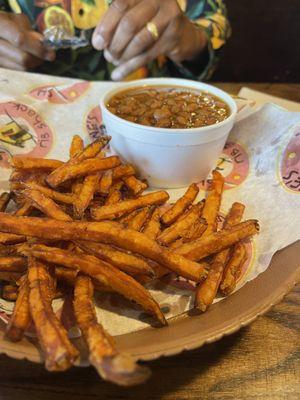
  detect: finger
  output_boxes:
[92,0,139,50]
[12,13,32,31]
[0,56,26,71]
[0,16,54,61]
[111,38,164,81]
[108,0,158,60]
[0,38,44,70]
[117,11,168,64]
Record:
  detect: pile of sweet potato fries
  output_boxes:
[0,135,259,385]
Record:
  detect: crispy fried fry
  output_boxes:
[123,175,148,196]
[70,135,84,158]
[142,207,161,240]
[112,165,135,181]
[0,243,23,256]
[0,213,207,282]
[54,265,111,293]
[176,220,259,261]
[0,271,22,282]
[13,201,33,216]
[158,204,206,245]
[23,189,72,222]
[22,181,74,204]
[161,183,199,226]
[76,241,155,277]
[126,207,153,231]
[46,156,120,188]
[27,257,79,371]
[0,256,27,272]
[2,284,18,301]
[0,192,11,212]
[73,138,110,162]
[105,181,123,205]
[0,233,26,245]
[74,174,100,219]
[201,171,224,236]
[195,202,245,311]
[220,243,247,296]
[55,266,79,286]
[73,275,150,385]
[5,277,30,341]
[10,170,48,186]
[98,170,113,195]
[91,191,169,221]
[12,157,63,170]
[24,245,166,325]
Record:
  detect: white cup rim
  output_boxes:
[100,78,237,135]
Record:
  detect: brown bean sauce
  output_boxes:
[106,86,230,129]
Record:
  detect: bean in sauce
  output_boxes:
[107,86,230,129]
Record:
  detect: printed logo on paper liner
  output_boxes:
[279,125,300,193]
[200,141,250,190]
[86,105,106,140]
[0,101,53,166]
[28,81,90,104]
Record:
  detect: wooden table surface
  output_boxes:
[0,83,299,400]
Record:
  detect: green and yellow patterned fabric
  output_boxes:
[0,0,230,80]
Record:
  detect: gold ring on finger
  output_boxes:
[146,22,159,41]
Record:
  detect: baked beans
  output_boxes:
[107,86,230,129]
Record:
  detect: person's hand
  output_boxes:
[92,0,207,80]
[0,12,55,71]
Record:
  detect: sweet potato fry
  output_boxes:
[10,169,48,185]
[0,233,26,245]
[123,175,148,196]
[91,191,169,221]
[27,257,79,371]
[0,243,23,256]
[55,265,111,293]
[13,201,33,216]
[126,207,153,231]
[98,170,113,195]
[73,275,150,385]
[55,266,79,286]
[2,284,18,301]
[74,174,100,219]
[12,157,63,170]
[73,137,110,162]
[0,192,11,212]
[112,165,135,181]
[0,271,22,282]
[176,220,259,261]
[24,245,166,325]
[70,135,84,158]
[142,208,161,240]
[76,241,155,277]
[220,243,247,296]
[23,189,72,222]
[201,170,224,236]
[195,202,245,311]
[0,213,207,282]
[5,277,30,341]
[158,204,205,245]
[105,181,123,205]
[0,257,27,272]
[46,156,120,188]
[22,181,74,204]
[161,183,199,226]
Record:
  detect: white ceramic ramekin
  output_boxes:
[100,78,237,188]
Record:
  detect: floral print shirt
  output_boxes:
[1,0,230,81]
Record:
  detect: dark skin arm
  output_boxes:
[0,12,55,71]
[92,0,207,80]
